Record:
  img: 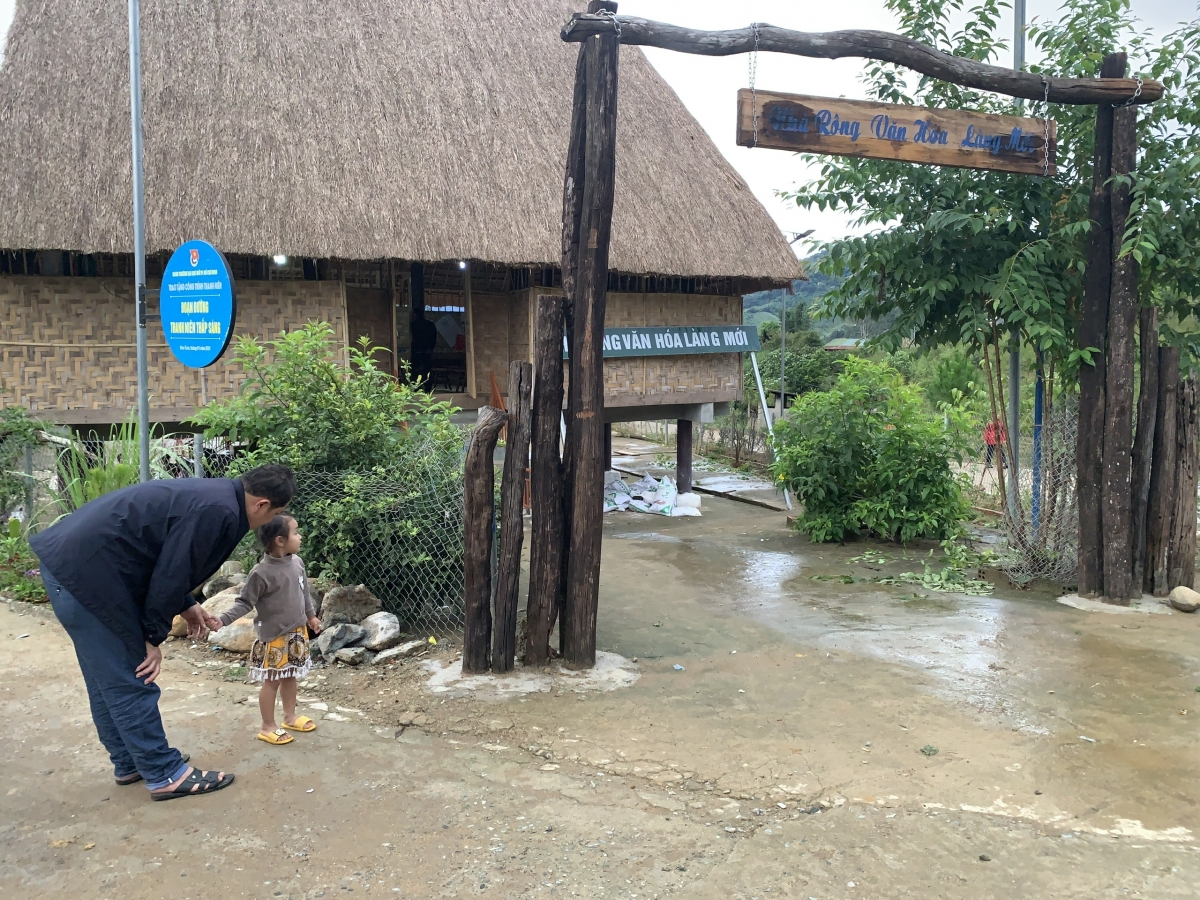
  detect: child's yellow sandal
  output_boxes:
[257,728,294,745]
[281,716,316,733]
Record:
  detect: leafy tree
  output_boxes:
[772,358,972,543]
[786,0,1200,427]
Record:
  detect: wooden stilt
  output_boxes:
[604,423,613,472]
[1130,307,1159,595]
[676,419,692,493]
[1076,52,1125,597]
[527,296,566,666]
[1100,102,1138,603]
[1146,347,1180,595]
[492,361,533,673]
[563,0,620,669]
[462,406,507,674]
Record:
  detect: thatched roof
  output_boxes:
[0,1,800,282]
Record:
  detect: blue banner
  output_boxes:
[160,240,236,369]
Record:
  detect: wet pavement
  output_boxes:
[3,495,1199,898]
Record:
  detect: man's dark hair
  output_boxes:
[256,512,295,552]
[240,464,296,508]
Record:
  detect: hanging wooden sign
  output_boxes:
[737,89,1056,176]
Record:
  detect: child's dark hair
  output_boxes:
[256,512,295,551]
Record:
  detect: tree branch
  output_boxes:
[560,15,1162,106]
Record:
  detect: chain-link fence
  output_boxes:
[286,438,468,634]
[3,428,470,633]
[963,395,1079,586]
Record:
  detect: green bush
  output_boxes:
[746,347,839,400]
[0,405,41,518]
[772,357,971,543]
[191,323,465,625]
[0,517,45,602]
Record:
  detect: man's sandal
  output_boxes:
[150,768,234,801]
[281,716,316,733]
[257,728,294,745]
[116,753,190,786]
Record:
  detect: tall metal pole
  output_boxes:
[128,0,151,482]
[779,288,787,418]
[1007,0,1026,511]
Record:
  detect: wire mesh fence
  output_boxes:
[962,395,1079,587]
[3,428,471,634]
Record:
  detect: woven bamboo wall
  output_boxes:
[602,292,742,404]
[470,292,532,396]
[1,276,347,420]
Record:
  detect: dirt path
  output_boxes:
[3,498,1199,898]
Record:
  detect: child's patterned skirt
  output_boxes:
[248,625,312,682]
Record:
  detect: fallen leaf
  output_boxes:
[50,839,73,848]
[84,843,95,850]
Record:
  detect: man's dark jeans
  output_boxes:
[42,569,188,790]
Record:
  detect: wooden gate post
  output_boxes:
[562,0,619,669]
[1145,347,1180,595]
[462,406,508,674]
[527,296,566,665]
[1167,374,1200,591]
[493,362,533,673]
[1076,51,1126,597]
[1130,306,1159,593]
[1100,100,1139,603]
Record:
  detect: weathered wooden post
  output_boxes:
[1130,307,1159,593]
[562,0,620,669]
[1076,51,1125,598]
[492,362,533,673]
[1167,374,1199,591]
[1145,346,1180,595]
[462,406,508,674]
[526,296,566,665]
[1100,98,1139,602]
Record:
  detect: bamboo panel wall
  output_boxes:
[1,276,347,419]
[602,292,743,404]
[470,292,531,396]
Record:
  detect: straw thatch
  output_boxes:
[0,1,800,282]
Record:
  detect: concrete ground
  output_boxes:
[3,498,1199,899]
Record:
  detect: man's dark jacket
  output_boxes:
[30,478,250,660]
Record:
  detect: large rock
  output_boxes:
[372,639,426,665]
[360,611,402,651]
[217,560,245,577]
[321,584,381,626]
[203,572,246,599]
[332,646,368,666]
[1169,585,1200,613]
[315,623,364,658]
[209,618,256,653]
[310,578,338,617]
[169,586,248,638]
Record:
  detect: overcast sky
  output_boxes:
[0,0,1194,250]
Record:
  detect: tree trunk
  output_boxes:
[563,0,619,669]
[677,419,693,493]
[1130,307,1159,594]
[1100,102,1138,603]
[492,361,533,674]
[1167,374,1199,591]
[462,406,508,674]
[1076,52,1124,597]
[526,295,566,666]
[1145,347,1180,595]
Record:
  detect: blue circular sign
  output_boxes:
[160,240,237,368]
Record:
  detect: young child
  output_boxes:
[217,513,321,745]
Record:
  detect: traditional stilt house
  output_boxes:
[0,1,800,432]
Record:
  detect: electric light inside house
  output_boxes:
[272,254,287,266]
[457,260,467,269]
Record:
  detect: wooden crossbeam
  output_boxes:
[561,15,1162,106]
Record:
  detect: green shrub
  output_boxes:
[772,357,971,543]
[0,405,41,518]
[191,323,465,625]
[746,347,839,400]
[0,517,45,602]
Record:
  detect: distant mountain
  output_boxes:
[742,253,844,333]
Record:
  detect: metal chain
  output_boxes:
[596,8,621,40]
[750,23,761,147]
[1041,76,1051,177]
[1113,75,1143,108]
